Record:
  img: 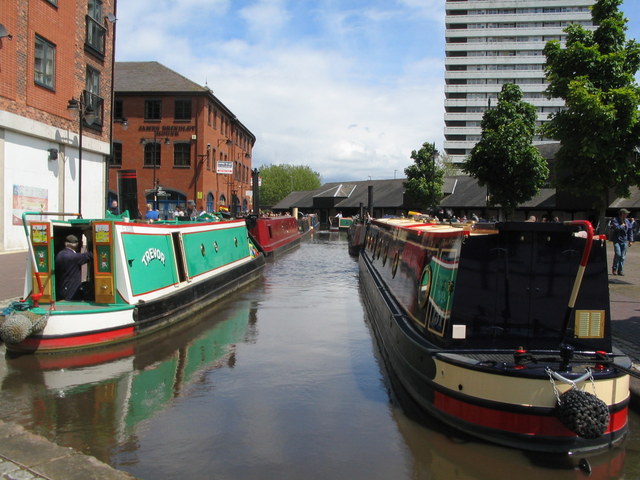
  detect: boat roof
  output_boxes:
[373,217,476,235]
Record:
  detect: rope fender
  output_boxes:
[0,302,49,345]
[547,368,610,439]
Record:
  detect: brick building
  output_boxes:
[112,62,256,219]
[0,0,117,251]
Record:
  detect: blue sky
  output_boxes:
[115,0,640,183]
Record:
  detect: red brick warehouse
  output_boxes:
[112,61,256,219]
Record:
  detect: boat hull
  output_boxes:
[356,219,630,454]
[247,215,302,257]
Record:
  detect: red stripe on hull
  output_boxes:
[434,391,628,437]
[15,327,136,353]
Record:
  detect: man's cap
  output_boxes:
[66,234,79,243]
[620,208,630,214]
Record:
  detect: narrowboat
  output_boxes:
[246,214,302,257]
[0,211,265,354]
[329,215,353,232]
[350,216,630,454]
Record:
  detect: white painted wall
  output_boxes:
[0,111,109,251]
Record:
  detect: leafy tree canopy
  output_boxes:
[543,0,640,212]
[258,164,322,207]
[403,142,445,212]
[463,83,549,218]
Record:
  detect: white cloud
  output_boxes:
[239,0,292,43]
[115,0,446,182]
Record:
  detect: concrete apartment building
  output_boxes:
[112,62,255,220]
[0,0,117,251]
[444,0,596,166]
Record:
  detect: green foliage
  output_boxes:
[543,0,640,211]
[463,83,549,218]
[258,164,322,207]
[403,142,444,211]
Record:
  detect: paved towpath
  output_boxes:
[0,241,638,477]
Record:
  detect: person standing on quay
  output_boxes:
[610,208,634,276]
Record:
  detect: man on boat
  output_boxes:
[610,208,634,276]
[55,234,93,301]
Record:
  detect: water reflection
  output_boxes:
[0,298,258,461]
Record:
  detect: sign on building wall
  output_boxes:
[12,185,48,225]
[217,161,233,175]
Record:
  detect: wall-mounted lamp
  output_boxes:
[217,138,232,147]
[0,24,13,40]
[245,153,251,159]
[118,117,129,131]
[105,13,117,23]
[47,148,58,161]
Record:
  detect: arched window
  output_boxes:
[206,192,214,213]
[146,189,187,220]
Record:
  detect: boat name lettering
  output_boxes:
[141,248,166,266]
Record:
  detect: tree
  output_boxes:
[462,83,549,219]
[404,142,444,212]
[543,0,640,226]
[258,164,322,207]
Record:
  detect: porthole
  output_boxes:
[200,243,206,256]
[417,264,433,308]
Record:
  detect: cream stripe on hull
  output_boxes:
[434,356,630,408]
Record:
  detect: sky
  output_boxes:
[114,0,640,184]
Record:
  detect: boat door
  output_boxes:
[28,221,54,303]
[494,227,579,344]
[92,221,116,303]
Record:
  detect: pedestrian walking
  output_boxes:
[610,208,634,276]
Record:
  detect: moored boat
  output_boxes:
[0,211,265,354]
[246,214,302,257]
[329,215,353,232]
[349,215,630,454]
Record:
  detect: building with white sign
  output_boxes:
[113,62,255,219]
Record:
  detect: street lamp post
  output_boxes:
[252,168,260,214]
[195,143,211,206]
[216,138,232,210]
[140,132,170,210]
[67,94,97,218]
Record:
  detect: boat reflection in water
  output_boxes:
[0,298,258,461]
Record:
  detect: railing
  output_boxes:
[85,15,106,57]
[82,90,104,128]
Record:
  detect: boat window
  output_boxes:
[417,265,432,308]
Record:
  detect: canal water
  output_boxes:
[1,233,640,479]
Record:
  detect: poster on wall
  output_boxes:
[12,185,48,225]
